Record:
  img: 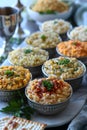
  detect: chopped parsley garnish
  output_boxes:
[4,70,14,76]
[58,59,70,65]
[0,91,34,120]
[74,68,78,71]
[39,10,56,14]
[41,35,47,41]
[24,49,32,54]
[59,68,64,73]
[72,42,81,47]
[72,42,77,45]
[42,80,53,91]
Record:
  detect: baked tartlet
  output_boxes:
[56,40,87,58]
[42,57,85,80]
[26,31,61,49]
[42,56,86,90]
[0,65,32,101]
[68,26,87,42]
[40,19,71,34]
[0,66,31,90]
[26,31,61,58]
[26,76,72,104]
[25,76,72,115]
[40,19,72,40]
[8,47,49,67]
[8,47,49,77]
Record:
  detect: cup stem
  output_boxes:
[4,40,12,57]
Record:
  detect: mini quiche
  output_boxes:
[0,66,31,90]
[26,76,72,104]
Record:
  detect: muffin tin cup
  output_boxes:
[0,87,25,102]
[44,47,58,59]
[59,25,73,41]
[25,85,73,115]
[8,55,49,79]
[65,76,84,91]
[0,74,32,102]
[42,60,86,91]
[59,33,69,41]
[28,65,43,79]
[27,97,70,115]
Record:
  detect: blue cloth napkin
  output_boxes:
[67,104,87,130]
[67,74,87,130]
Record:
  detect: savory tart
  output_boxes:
[0,66,31,90]
[41,19,71,34]
[8,47,49,67]
[57,40,87,58]
[26,76,72,104]
[25,31,61,49]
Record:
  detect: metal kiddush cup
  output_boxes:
[0,7,18,56]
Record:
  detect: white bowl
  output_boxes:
[27,5,73,22]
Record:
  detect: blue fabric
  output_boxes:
[67,74,87,130]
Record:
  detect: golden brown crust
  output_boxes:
[0,66,31,90]
[0,117,10,129]
[57,40,87,58]
[32,0,69,13]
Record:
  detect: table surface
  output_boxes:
[0,1,86,130]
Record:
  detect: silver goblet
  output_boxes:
[0,7,18,57]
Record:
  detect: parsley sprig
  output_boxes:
[0,92,34,120]
[58,59,70,65]
[41,35,47,41]
[42,80,53,91]
[39,10,56,14]
[24,49,32,54]
[4,70,14,77]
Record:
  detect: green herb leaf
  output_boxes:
[24,49,32,54]
[74,68,78,71]
[58,59,70,65]
[42,80,53,91]
[59,68,64,73]
[0,92,34,120]
[39,10,56,14]
[41,35,47,41]
[72,42,77,45]
[4,70,14,77]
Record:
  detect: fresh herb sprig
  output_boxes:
[42,80,53,91]
[4,70,14,77]
[24,49,32,54]
[39,10,56,14]
[41,35,47,41]
[0,92,34,120]
[72,42,77,45]
[58,59,70,65]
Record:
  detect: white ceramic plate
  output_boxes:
[0,41,87,128]
[75,5,87,26]
[0,96,86,128]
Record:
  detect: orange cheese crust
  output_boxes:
[57,40,87,58]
